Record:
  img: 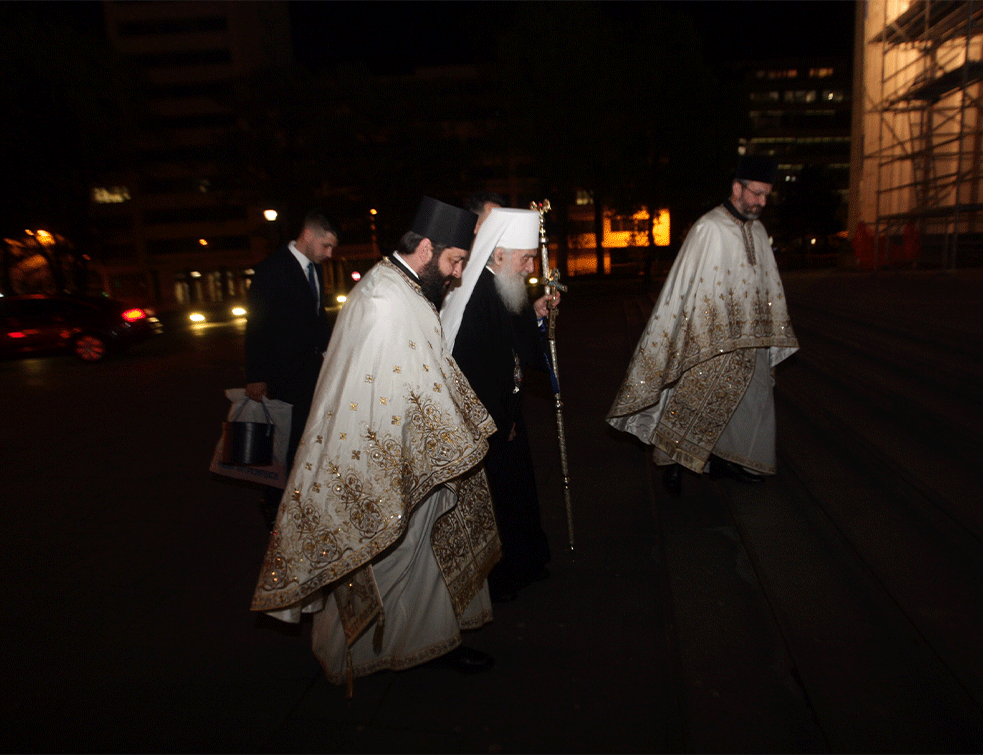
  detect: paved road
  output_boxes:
[2,269,981,753]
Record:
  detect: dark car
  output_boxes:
[0,294,163,362]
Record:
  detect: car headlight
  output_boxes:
[231,306,247,317]
[189,312,206,323]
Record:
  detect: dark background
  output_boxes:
[16,0,857,71]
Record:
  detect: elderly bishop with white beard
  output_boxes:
[442,208,559,603]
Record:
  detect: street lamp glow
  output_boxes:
[336,294,347,304]
[198,238,208,246]
[264,209,278,222]
[369,208,377,216]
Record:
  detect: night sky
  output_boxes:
[291,1,857,72]
[14,1,856,70]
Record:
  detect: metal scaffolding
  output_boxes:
[856,0,983,268]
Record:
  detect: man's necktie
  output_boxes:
[307,262,319,303]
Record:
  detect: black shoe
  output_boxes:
[426,646,495,674]
[708,456,765,484]
[662,464,682,498]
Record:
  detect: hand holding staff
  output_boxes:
[530,200,574,553]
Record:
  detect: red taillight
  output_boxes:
[121,308,147,322]
[8,331,26,339]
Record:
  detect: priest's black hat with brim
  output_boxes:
[734,155,779,185]
[411,197,477,250]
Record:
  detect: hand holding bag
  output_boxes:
[222,399,275,466]
[210,389,292,488]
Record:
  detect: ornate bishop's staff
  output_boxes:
[530,200,574,553]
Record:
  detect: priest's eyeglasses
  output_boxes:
[737,180,770,200]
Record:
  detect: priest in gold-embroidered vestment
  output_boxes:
[251,198,499,683]
[607,156,798,491]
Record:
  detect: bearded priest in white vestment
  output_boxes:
[607,156,799,496]
[252,197,500,684]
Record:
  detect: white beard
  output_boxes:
[493,268,529,314]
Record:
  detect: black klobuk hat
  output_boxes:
[735,155,779,185]
[411,197,477,250]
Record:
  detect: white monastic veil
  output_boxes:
[441,207,540,352]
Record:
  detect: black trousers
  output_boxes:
[485,419,551,593]
[262,372,318,513]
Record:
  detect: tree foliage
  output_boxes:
[490,5,747,272]
[0,5,143,293]
[773,164,844,250]
[0,7,143,240]
[217,61,494,253]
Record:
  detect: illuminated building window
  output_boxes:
[575,190,593,206]
[810,68,835,78]
[750,91,781,102]
[610,217,648,233]
[823,90,845,102]
[763,69,798,80]
[92,186,132,204]
[784,90,817,103]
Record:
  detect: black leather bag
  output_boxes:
[221,400,275,466]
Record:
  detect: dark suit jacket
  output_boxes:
[452,268,547,473]
[245,245,331,454]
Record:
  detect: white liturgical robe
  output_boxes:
[251,257,499,683]
[607,204,798,474]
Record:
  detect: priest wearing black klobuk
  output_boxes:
[606,155,799,495]
[251,197,501,684]
[442,207,557,602]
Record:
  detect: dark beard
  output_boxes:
[418,256,451,308]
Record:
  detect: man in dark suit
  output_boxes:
[245,209,337,529]
[465,191,505,235]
